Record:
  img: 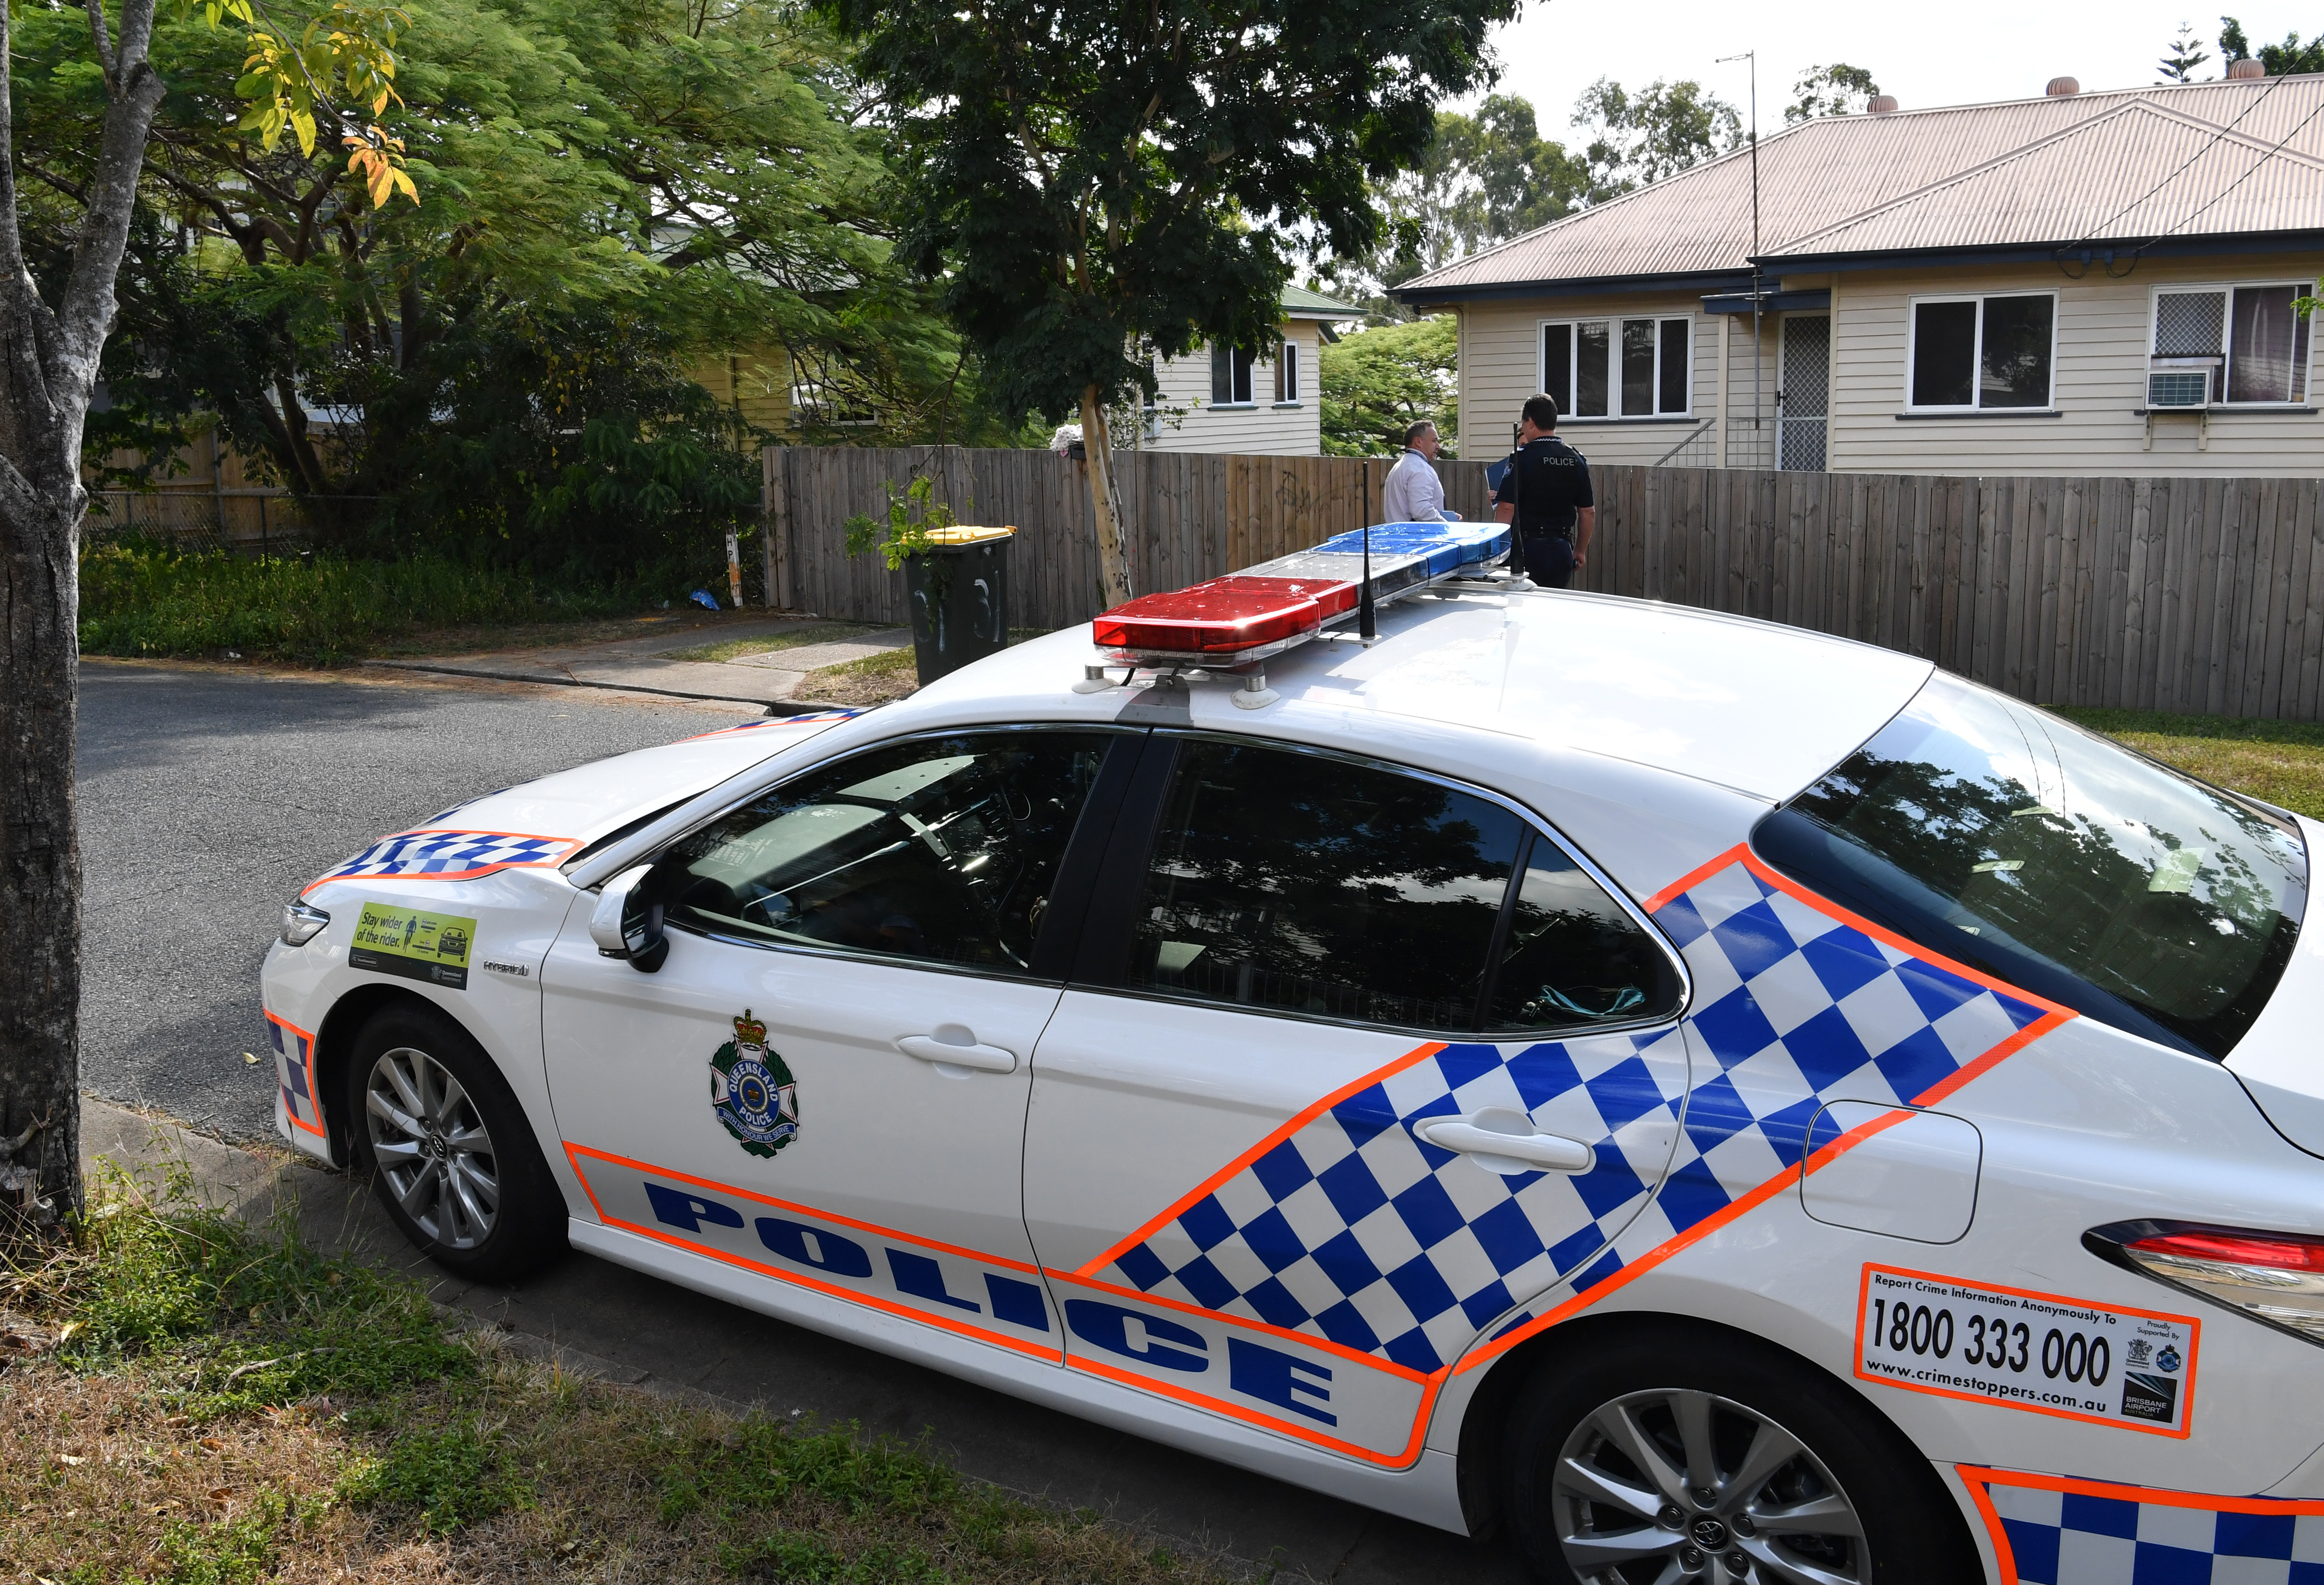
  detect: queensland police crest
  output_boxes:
[709,1009,799,1157]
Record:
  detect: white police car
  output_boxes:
[264,533,2324,1585]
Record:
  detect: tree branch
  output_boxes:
[58,0,167,387]
[83,0,119,82]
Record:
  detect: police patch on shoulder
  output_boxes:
[709,1008,799,1158]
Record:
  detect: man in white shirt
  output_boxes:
[1378,421,1455,523]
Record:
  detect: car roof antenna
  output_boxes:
[1359,458,1377,644]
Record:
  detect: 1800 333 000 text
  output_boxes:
[1853,1264,2201,1437]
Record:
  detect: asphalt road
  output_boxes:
[78,660,755,1136]
[76,660,1533,1585]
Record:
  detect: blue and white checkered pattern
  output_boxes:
[269,1017,320,1133]
[1100,856,2059,1375]
[1983,1480,2324,1585]
[1102,1029,1691,1374]
[1643,857,2052,1233]
[311,828,578,889]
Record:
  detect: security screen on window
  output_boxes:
[1910,295,2054,409]
[2153,286,2313,404]
[1753,675,2306,1058]
[1126,741,1681,1034]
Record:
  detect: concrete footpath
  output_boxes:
[365,615,912,709]
[85,1098,1528,1585]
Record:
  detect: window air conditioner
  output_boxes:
[2148,362,2214,410]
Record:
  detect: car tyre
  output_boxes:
[344,1000,568,1283]
[1502,1320,1977,1585]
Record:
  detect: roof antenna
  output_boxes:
[1359,456,1377,642]
[1718,50,1762,463]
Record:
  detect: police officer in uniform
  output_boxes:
[1492,393,1595,588]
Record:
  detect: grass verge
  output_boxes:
[2055,707,2324,820]
[663,622,884,664]
[78,543,658,666]
[3,1164,1242,1584]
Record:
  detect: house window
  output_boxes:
[2150,284,2312,406]
[1210,343,1256,406]
[1907,293,2056,410]
[1275,341,1301,403]
[1542,317,1691,418]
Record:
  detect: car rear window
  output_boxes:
[1754,674,2306,1059]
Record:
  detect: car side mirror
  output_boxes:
[590,863,670,973]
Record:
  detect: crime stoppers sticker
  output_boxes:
[350,902,477,990]
[1856,1264,2200,1438]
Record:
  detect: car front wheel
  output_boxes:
[1503,1321,1977,1585]
[344,1001,567,1283]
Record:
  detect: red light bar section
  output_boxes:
[1092,576,1356,656]
[2129,1229,2324,1273]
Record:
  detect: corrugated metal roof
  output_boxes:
[1401,75,2324,295]
[1281,284,1366,317]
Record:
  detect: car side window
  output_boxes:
[1482,835,1686,1032]
[659,730,1119,976]
[1125,738,1680,1034]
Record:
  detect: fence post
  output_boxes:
[776,450,795,618]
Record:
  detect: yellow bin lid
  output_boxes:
[922,525,1016,546]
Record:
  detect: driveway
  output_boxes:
[76,660,1529,1585]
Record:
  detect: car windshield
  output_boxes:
[1754,674,2306,1059]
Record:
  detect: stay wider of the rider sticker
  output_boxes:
[1855,1264,2200,1438]
[349,901,477,991]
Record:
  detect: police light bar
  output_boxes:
[1090,575,1356,666]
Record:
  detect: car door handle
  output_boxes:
[1413,1115,1596,1175]
[896,1034,1019,1077]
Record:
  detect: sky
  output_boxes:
[1463,0,2321,134]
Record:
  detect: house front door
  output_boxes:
[1778,315,1830,471]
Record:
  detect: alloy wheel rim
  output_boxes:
[364,1045,500,1251]
[1551,1387,1866,1585]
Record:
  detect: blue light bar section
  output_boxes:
[1241,547,1433,603]
[1311,520,1509,578]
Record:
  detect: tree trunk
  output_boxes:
[0,493,84,1224]
[0,0,169,1226]
[1078,384,1133,606]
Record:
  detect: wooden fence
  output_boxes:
[763,446,2324,721]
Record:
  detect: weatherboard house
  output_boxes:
[1397,69,2324,476]
[1139,285,1367,456]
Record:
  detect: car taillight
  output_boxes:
[2090,1221,2324,1345]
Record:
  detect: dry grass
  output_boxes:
[0,1168,1249,1585]
[804,645,922,706]
[2055,707,2324,820]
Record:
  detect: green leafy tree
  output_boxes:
[0,0,412,1224]
[2160,21,2214,80]
[821,0,1515,605]
[1319,315,1457,457]
[2220,16,2324,74]
[1784,63,1880,123]
[1572,77,1742,203]
[27,0,980,528]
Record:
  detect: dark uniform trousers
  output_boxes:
[1524,534,1577,588]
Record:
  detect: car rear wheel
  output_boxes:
[1503,1322,1976,1585]
[345,1001,567,1283]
